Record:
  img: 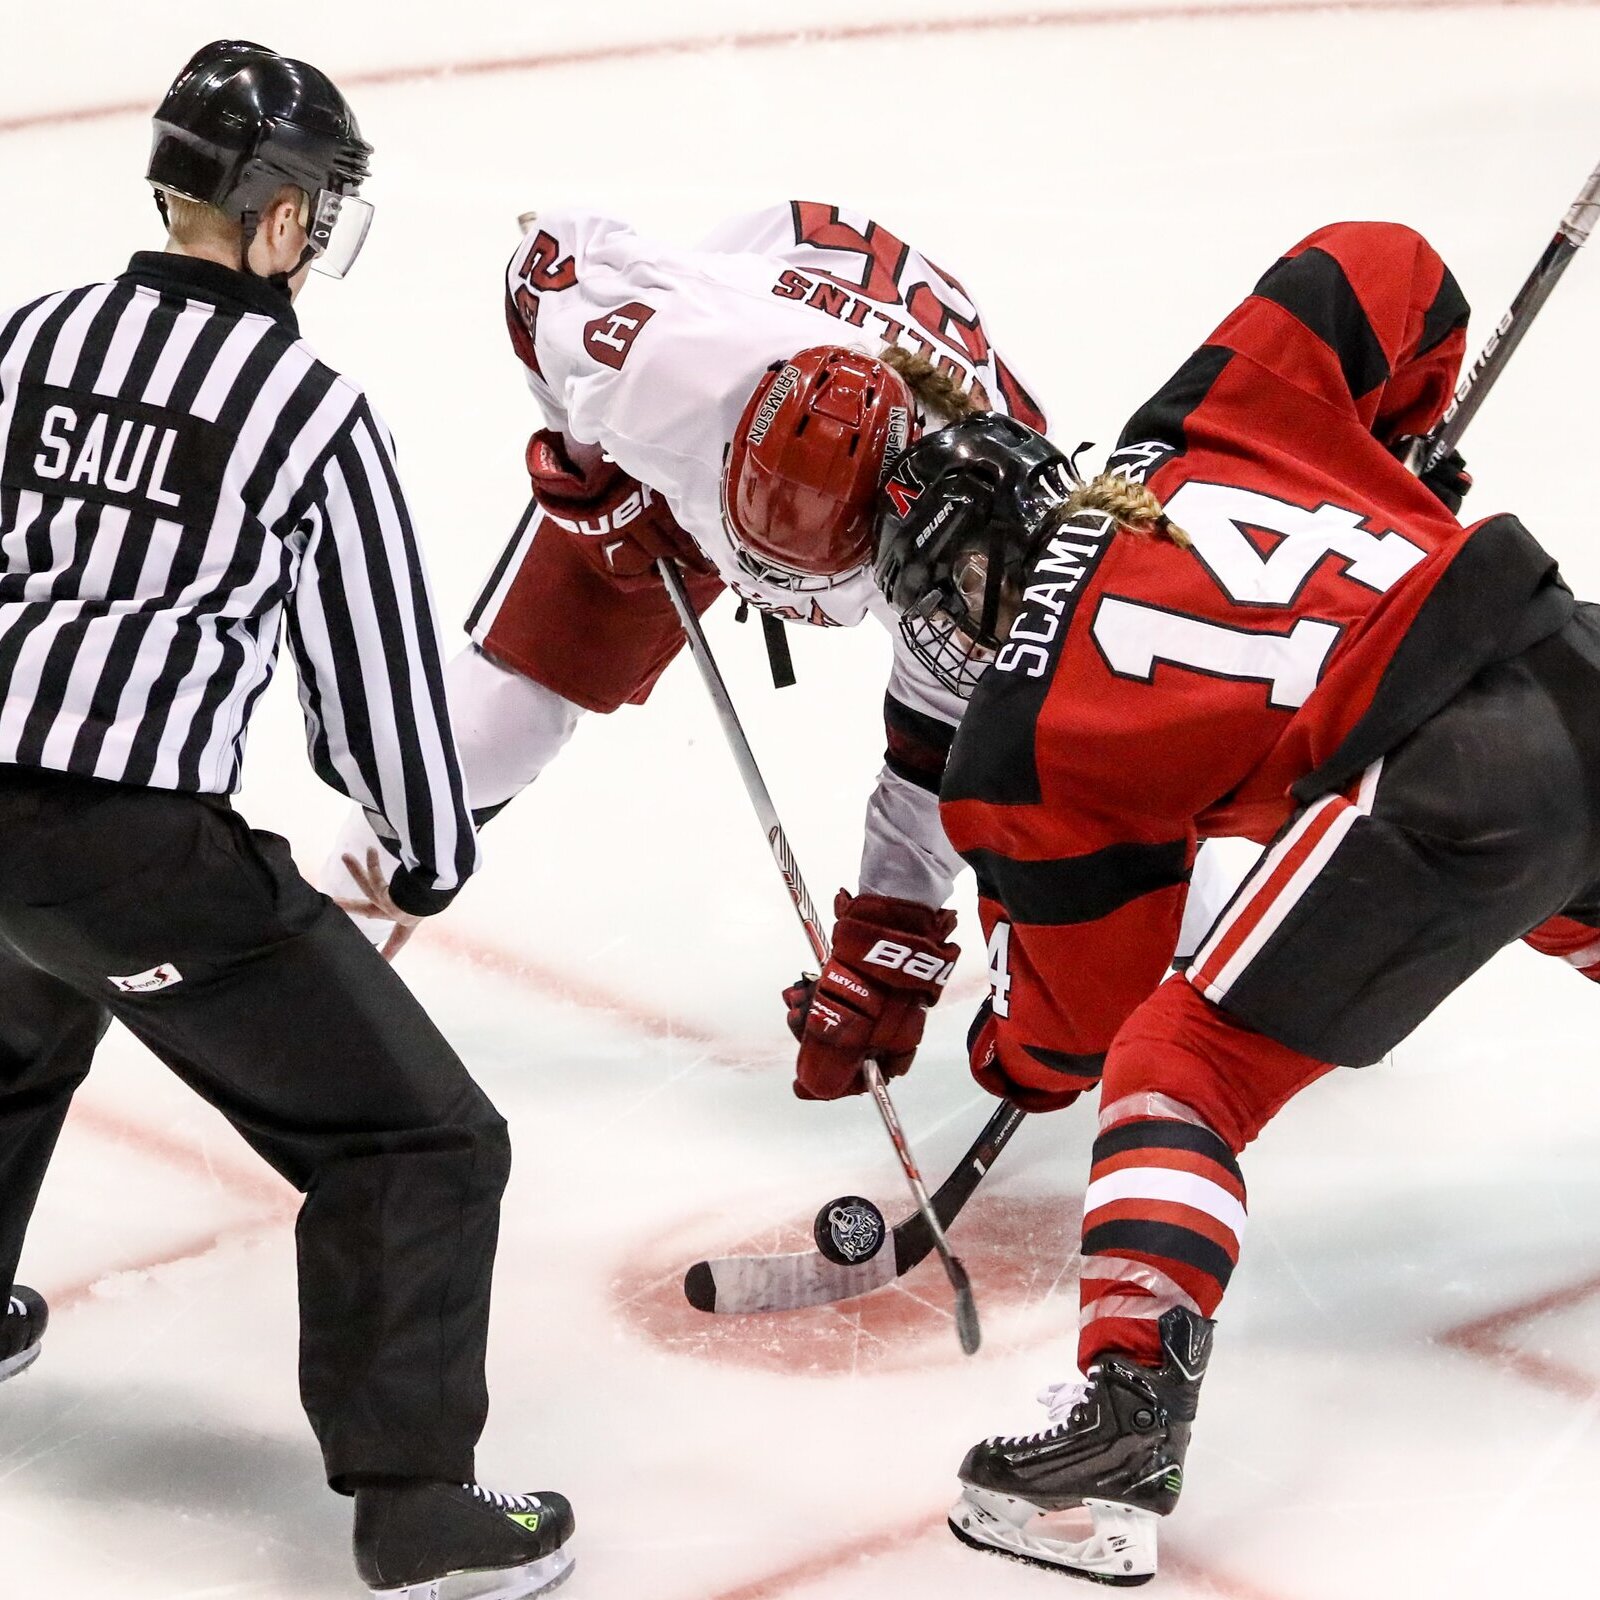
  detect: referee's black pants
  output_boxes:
[0,765,509,1491]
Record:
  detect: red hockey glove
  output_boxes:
[966,999,1092,1114]
[526,429,711,581]
[784,889,959,1101]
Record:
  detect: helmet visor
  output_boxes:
[307,188,373,278]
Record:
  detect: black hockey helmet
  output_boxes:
[147,40,375,278]
[873,413,1077,696]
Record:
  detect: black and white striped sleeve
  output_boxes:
[287,393,478,915]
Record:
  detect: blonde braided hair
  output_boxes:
[1063,473,1190,548]
[877,345,984,423]
[878,344,1189,548]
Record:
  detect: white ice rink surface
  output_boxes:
[4,2,1600,1595]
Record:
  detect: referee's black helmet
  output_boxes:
[147,40,375,277]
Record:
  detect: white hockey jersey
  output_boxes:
[502,202,1044,623]
[493,201,1048,905]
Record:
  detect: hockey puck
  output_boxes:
[812,1195,887,1265]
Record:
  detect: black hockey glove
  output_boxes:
[1391,436,1472,515]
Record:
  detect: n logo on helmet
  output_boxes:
[885,464,922,519]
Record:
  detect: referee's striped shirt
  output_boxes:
[0,251,476,914]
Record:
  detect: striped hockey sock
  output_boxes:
[1078,1115,1246,1370]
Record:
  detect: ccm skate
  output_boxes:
[949,1306,1212,1585]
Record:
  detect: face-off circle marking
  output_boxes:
[812,1194,887,1265]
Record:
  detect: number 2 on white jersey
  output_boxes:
[1090,481,1425,709]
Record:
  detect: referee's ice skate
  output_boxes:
[0,1287,47,1383]
[948,1307,1212,1586]
[355,1483,575,1600]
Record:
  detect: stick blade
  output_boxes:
[683,1247,898,1314]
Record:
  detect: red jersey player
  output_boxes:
[868,220,1587,1582]
[323,201,1054,1096]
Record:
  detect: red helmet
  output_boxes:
[723,346,916,590]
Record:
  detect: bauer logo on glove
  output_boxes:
[784,888,959,1101]
[524,427,710,582]
[863,937,956,983]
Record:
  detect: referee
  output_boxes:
[0,41,574,1600]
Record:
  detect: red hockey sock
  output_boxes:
[1076,980,1336,1370]
[1077,1113,1246,1372]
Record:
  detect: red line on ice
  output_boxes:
[699,1512,942,1600]
[47,1214,285,1313]
[0,0,1594,137]
[694,1507,1298,1600]
[423,917,986,1043]
[1444,1266,1600,1343]
[43,1101,294,1308]
[1440,1268,1600,1401]
[67,1099,295,1209]
[420,922,756,1063]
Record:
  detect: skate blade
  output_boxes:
[948,1487,1156,1586]
[0,1343,42,1384]
[369,1549,574,1600]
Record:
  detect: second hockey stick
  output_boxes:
[655,557,984,1353]
[675,162,1600,1322]
[1409,155,1600,476]
[684,1096,1025,1314]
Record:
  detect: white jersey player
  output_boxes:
[328,200,1049,1099]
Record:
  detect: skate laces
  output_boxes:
[1038,1377,1094,1428]
[990,1376,1094,1446]
[465,1484,543,1514]
[5,1297,24,1318]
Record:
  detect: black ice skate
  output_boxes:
[948,1305,1213,1585]
[0,1286,48,1383]
[354,1480,575,1600]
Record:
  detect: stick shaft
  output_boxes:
[656,559,827,966]
[863,1060,973,1301]
[1412,156,1600,476]
[658,558,979,1345]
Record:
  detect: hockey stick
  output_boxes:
[1408,156,1600,476]
[678,164,1600,1324]
[655,556,985,1352]
[684,1097,1025,1314]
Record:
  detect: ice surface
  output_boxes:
[3,3,1600,1596]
